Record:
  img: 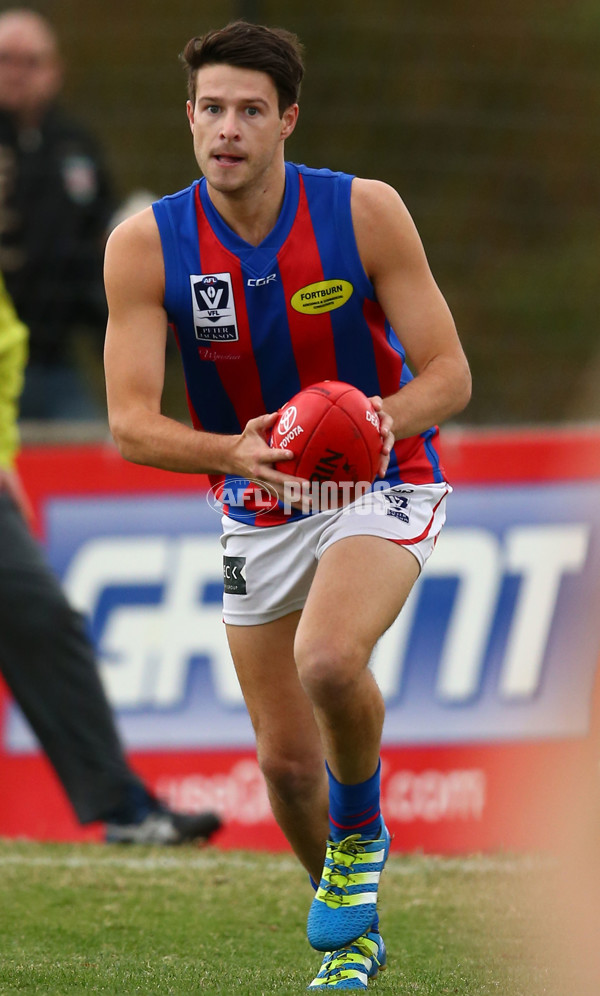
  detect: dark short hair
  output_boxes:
[181,20,304,115]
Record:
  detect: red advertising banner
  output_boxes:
[2,425,600,853]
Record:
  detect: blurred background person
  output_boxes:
[0,7,113,420]
[0,270,222,844]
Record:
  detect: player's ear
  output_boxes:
[186,100,195,133]
[280,103,299,141]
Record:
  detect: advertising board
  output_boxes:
[1,427,599,852]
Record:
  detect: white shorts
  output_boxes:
[221,482,451,626]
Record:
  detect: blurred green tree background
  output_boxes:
[25,0,600,425]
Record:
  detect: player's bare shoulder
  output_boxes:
[105,206,161,264]
[351,176,404,214]
[350,177,425,279]
[351,178,410,233]
[104,206,164,301]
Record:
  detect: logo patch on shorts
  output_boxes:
[191,273,239,341]
[223,556,247,595]
[384,490,411,524]
[386,508,410,523]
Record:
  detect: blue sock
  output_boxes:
[308,784,382,934]
[326,760,382,842]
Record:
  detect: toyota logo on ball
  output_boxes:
[278,405,297,434]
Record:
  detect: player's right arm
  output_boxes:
[104,209,293,481]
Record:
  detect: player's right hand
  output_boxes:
[229,412,302,487]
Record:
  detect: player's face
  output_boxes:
[186,64,298,196]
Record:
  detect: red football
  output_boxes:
[271,381,382,488]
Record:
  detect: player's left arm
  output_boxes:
[352,178,472,441]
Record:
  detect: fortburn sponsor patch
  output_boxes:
[290,279,353,314]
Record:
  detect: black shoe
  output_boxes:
[105,808,222,845]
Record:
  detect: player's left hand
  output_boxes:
[369,395,395,478]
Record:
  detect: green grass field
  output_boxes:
[0,839,586,994]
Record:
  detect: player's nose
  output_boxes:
[219,110,240,140]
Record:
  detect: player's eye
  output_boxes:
[206,104,220,115]
[246,106,259,117]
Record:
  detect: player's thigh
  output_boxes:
[226,610,322,764]
[296,535,420,671]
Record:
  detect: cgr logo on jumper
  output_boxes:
[190,272,239,342]
[247,273,277,287]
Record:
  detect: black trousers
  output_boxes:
[0,492,142,823]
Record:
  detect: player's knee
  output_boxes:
[295,637,366,706]
[259,751,323,804]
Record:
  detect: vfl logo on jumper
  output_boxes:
[291,279,353,315]
[223,556,247,595]
[191,273,239,342]
[384,490,411,524]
